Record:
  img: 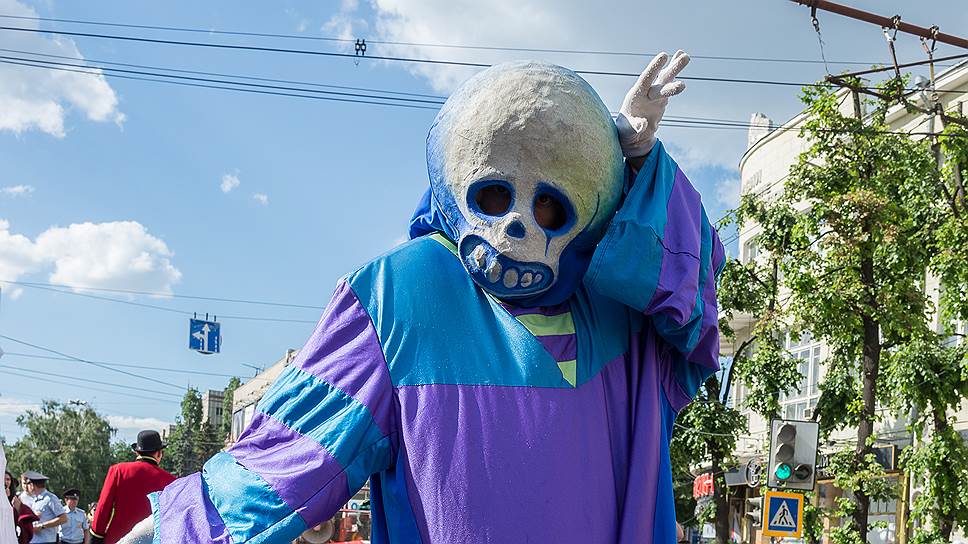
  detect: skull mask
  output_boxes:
[426,61,625,306]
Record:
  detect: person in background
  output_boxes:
[18,472,66,544]
[58,490,89,544]
[5,468,37,544]
[90,431,174,544]
[1,446,17,544]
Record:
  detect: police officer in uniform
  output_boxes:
[58,490,89,544]
[17,472,66,544]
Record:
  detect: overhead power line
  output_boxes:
[0,12,900,67]
[2,279,325,310]
[9,281,319,324]
[0,57,440,111]
[0,366,177,404]
[0,47,447,100]
[0,25,838,88]
[5,51,964,141]
[0,53,444,105]
[0,334,185,392]
[4,351,272,382]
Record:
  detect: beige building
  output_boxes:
[724,60,968,544]
[201,389,225,427]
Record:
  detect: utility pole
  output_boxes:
[789,0,968,50]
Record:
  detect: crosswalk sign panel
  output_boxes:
[762,490,804,537]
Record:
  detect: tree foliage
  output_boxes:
[5,401,115,500]
[670,375,746,543]
[163,381,239,477]
[723,73,968,543]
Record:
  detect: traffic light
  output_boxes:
[745,497,763,527]
[767,419,819,490]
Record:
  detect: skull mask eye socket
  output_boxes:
[533,193,567,231]
[470,181,513,217]
[532,184,576,234]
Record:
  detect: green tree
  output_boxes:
[671,375,747,543]
[884,336,968,543]
[163,388,204,476]
[731,76,945,543]
[110,440,134,466]
[221,377,241,438]
[6,401,115,500]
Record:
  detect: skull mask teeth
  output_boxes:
[427,61,625,302]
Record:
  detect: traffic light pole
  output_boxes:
[789,0,968,50]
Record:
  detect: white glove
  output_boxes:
[616,50,690,158]
[116,517,154,544]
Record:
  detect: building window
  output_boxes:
[780,331,823,419]
[742,239,759,264]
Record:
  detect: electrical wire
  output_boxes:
[3,352,273,382]
[0,46,447,100]
[0,57,440,111]
[5,54,963,142]
[1,279,325,310]
[0,12,901,67]
[12,281,319,324]
[0,53,446,105]
[0,25,840,88]
[0,334,186,391]
[0,366,178,403]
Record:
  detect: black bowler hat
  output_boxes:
[131,430,166,453]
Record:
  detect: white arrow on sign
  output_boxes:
[192,323,211,353]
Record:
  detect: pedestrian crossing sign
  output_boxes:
[762,490,804,537]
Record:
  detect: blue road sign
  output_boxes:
[762,490,803,537]
[189,318,220,354]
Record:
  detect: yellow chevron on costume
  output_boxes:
[557,360,577,387]
[515,312,576,336]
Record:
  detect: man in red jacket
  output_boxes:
[91,431,174,544]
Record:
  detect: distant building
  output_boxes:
[200,389,225,427]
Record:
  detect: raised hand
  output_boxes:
[616,50,690,158]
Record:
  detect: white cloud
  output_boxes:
[106,415,171,432]
[0,219,182,294]
[0,219,44,283]
[715,178,741,209]
[252,193,269,206]
[0,0,124,137]
[220,173,240,193]
[0,184,35,197]
[0,398,39,417]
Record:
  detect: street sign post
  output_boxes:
[189,318,221,354]
[761,490,804,538]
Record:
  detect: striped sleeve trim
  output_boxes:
[203,452,307,544]
[257,365,389,473]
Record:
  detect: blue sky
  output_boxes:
[1,0,965,445]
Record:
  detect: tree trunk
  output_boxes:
[704,379,731,544]
[853,246,880,544]
[931,407,955,541]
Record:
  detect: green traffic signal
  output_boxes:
[774,462,792,480]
